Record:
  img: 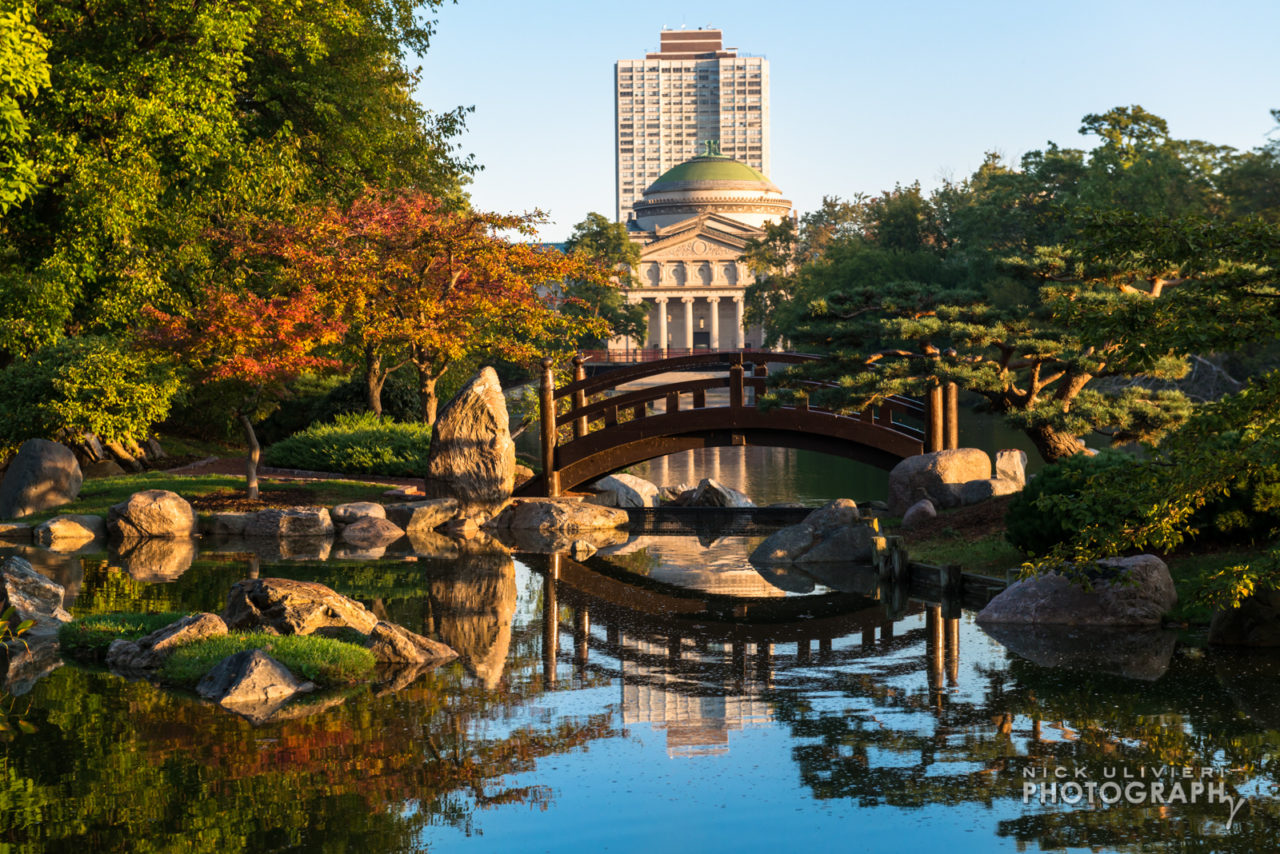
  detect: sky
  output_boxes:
[414,0,1280,241]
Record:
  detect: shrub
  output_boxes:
[1005,450,1138,556]
[58,612,188,661]
[262,412,432,476]
[160,633,376,688]
[0,336,180,453]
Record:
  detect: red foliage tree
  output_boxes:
[143,285,346,499]
[254,189,611,422]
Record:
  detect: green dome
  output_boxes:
[645,155,779,193]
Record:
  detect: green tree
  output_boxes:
[561,212,647,348]
[759,107,1276,461]
[0,336,179,454]
[0,2,48,214]
[0,0,474,361]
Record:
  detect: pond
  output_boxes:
[1,533,1277,853]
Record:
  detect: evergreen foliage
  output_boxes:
[752,106,1280,462]
[263,412,432,477]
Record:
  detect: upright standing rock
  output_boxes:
[0,440,83,519]
[423,367,516,520]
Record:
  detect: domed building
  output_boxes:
[618,145,792,354]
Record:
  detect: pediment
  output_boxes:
[640,215,761,262]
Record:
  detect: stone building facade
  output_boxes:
[617,147,792,353]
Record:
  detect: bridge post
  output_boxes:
[926,382,944,452]
[729,352,745,409]
[572,355,587,439]
[945,381,959,450]
[540,357,560,497]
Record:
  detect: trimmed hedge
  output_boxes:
[263,412,431,477]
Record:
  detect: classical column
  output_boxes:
[655,297,668,354]
[733,296,745,349]
[708,296,721,350]
[681,296,694,352]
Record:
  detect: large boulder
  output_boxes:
[339,517,405,550]
[366,621,458,666]
[684,478,755,508]
[106,612,228,670]
[223,577,380,635]
[331,502,386,525]
[1,556,71,628]
[977,554,1176,626]
[588,473,660,508]
[749,499,874,565]
[0,439,83,519]
[384,498,458,534]
[33,514,106,550]
[244,507,334,539]
[887,448,992,515]
[486,498,629,534]
[422,367,515,519]
[1208,588,1280,646]
[196,649,314,723]
[107,490,198,539]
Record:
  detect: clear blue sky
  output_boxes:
[414,0,1279,241]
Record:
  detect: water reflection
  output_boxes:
[1,538,1278,853]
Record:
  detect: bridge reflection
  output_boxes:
[535,553,962,756]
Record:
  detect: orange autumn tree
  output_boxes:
[143,285,345,499]
[259,189,612,423]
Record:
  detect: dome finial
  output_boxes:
[700,139,722,157]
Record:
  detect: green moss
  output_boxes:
[160,633,376,688]
[58,612,188,661]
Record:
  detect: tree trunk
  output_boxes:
[418,367,438,426]
[1026,424,1088,464]
[238,413,261,500]
[364,345,386,418]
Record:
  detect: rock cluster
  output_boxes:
[887,448,1027,516]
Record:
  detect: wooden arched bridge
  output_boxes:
[519,350,961,497]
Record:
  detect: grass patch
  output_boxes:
[58,611,187,661]
[8,473,390,523]
[160,633,376,689]
[905,529,1027,578]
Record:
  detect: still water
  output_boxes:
[2,533,1277,853]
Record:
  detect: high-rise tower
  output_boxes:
[614,28,770,223]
